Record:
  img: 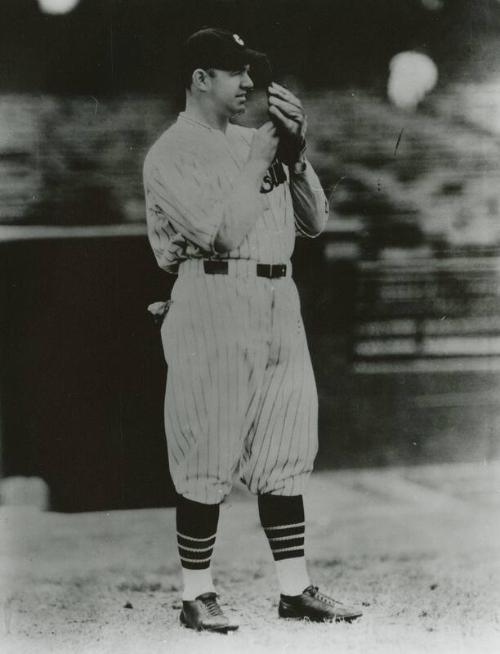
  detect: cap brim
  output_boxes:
[223,47,268,68]
[231,48,272,87]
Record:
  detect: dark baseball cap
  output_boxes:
[183,27,270,77]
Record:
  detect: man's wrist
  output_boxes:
[290,138,307,174]
[291,153,307,175]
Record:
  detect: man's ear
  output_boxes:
[192,68,211,91]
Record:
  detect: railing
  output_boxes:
[353,256,500,362]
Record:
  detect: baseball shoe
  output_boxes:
[180,592,239,633]
[279,585,363,623]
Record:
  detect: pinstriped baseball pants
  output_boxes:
[160,259,318,505]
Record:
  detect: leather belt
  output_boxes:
[203,260,287,279]
[256,263,287,279]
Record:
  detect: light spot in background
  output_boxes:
[420,0,444,11]
[37,0,80,15]
[388,51,438,111]
[454,78,500,135]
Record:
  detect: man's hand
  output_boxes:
[268,82,307,165]
[249,121,279,170]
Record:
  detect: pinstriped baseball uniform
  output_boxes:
[144,112,328,504]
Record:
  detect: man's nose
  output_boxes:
[241,72,254,89]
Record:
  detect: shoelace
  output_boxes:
[201,594,224,617]
[308,586,343,607]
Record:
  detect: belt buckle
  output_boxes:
[257,263,286,278]
[270,264,286,279]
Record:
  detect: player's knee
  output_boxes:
[178,478,232,505]
[244,471,311,497]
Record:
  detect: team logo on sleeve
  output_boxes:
[260,158,287,194]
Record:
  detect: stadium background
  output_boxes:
[1,0,500,511]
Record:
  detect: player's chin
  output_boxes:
[233,97,248,114]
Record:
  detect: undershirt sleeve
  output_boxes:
[292,160,329,238]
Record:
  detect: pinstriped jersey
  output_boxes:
[143,113,328,273]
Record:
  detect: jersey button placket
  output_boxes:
[267,279,276,360]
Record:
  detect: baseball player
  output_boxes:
[143,27,362,633]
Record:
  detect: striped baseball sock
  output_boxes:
[176,495,219,601]
[258,494,311,596]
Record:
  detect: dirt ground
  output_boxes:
[1,462,499,654]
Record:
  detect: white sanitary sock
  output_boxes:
[275,556,311,596]
[181,567,216,601]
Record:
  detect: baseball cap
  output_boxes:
[183,27,270,78]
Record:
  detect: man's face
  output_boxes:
[207,65,254,117]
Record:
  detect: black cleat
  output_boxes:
[279,585,363,623]
[180,592,239,633]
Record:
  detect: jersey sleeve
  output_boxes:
[144,145,225,256]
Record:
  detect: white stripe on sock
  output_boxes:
[265,521,305,531]
[178,543,214,553]
[269,533,305,542]
[272,545,304,554]
[177,531,217,542]
[180,554,213,563]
